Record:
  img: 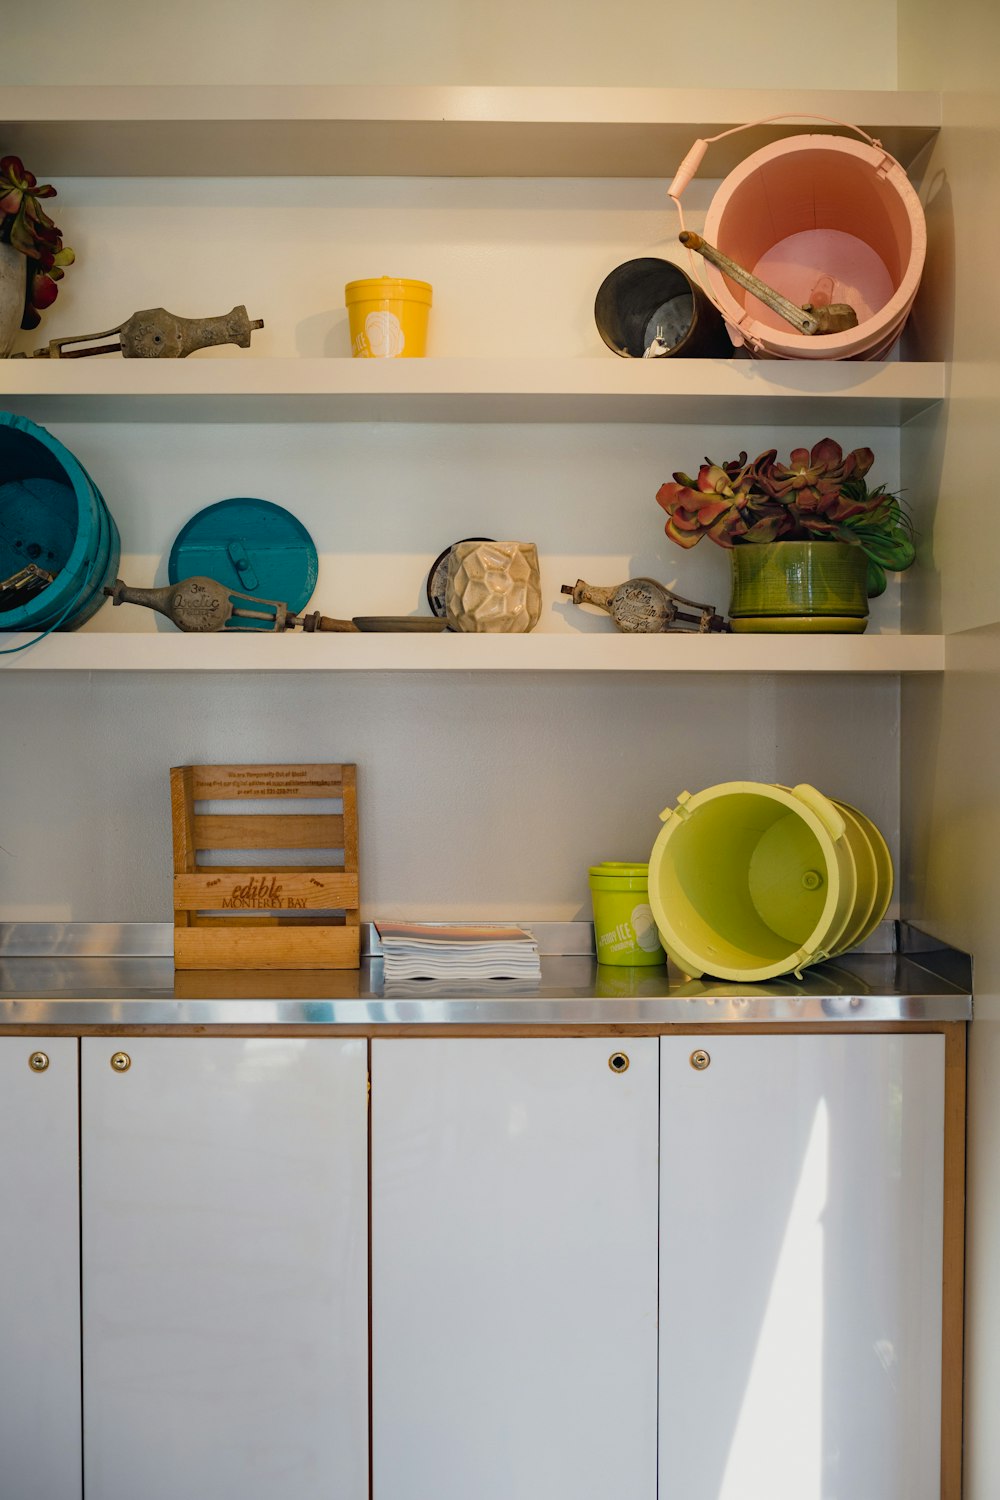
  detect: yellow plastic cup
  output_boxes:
[588,863,666,967]
[345,276,432,358]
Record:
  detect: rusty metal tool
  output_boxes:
[679,231,859,335]
[25,305,265,359]
[561,576,729,633]
[0,562,55,608]
[103,577,358,632]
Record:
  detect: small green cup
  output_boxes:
[588,862,666,967]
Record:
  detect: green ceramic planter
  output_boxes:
[729,541,870,634]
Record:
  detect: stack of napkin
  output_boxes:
[374,921,541,982]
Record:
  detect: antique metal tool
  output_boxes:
[561,577,729,633]
[104,577,358,632]
[679,231,859,336]
[25,305,265,359]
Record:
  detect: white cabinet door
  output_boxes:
[82,1037,368,1500]
[0,1037,82,1500]
[659,1034,945,1500]
[371,1037,659,1500]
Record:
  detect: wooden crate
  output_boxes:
[170,763,359,970]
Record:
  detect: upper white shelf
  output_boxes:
[1,85,940,178]
[0,357,945,426]
[0,632,946,673]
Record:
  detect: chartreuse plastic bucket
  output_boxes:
[0,412,120,635]
[345,277,432,358]
[647,781,872,981]
[589,862,665,967]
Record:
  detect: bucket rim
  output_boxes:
[345,277,433,305]
[834,799,894,944]
[821,801,878,955]
[589,871,650,891]
[592,860,650,872]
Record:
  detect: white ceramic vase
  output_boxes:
[0,241,26,356]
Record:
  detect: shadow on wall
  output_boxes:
[296,309,352,359]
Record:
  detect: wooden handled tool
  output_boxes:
[679,231,859,336]
[104,577,358,632]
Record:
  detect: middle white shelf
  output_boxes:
[0,631,947,672]
[0,357,945,426]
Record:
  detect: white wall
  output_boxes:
[899,2,1000,638]
[0,8,906,921]
[898,1,1000,1495]
[5,0,899,88]
[0,164,903,919]
[0,671,900,922]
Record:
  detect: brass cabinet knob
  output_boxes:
[608,1051,630,1074]
[690,1048,711,1071]
[110,1051,131,1072]
[28,1050,50,1072]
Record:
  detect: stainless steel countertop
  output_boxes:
[0,922,972,1028]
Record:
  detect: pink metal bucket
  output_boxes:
[669,122,927,361]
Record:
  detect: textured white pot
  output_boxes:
[445,540,543,633]
[0,241,26,356]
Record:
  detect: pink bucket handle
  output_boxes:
[666,113,885,206]
[666,114,895,351]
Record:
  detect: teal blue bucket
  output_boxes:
[0,412,120,636]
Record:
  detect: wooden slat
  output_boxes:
[173,871,358,911]
[940,1022,967,1500]
[193,813,344,850]
[169,767,196,931]
[189,913,350,928]
[190,764,347,799]
[342,764,359,875]
[170,768,197,870]
[173,925,360,970]
[182,864,348,875]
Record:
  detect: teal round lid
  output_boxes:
[168,498,318,613]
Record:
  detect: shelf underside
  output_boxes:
[0,359,946,426]
[1,86,940,178]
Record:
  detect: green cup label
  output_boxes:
[632,903,661,952]
[597,903,660,957]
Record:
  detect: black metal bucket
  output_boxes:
[594,257,733,359]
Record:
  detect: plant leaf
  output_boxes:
[866,559,887,598]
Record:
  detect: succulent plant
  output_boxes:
[0,156,75,330]
[656,438,914,597]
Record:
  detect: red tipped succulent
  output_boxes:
[656,463,752,549]
[656,438,914,597]
[0,156,75,331]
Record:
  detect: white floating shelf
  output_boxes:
[0,358,945,426]
[0,632,947,673]
[1,85,940,178]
